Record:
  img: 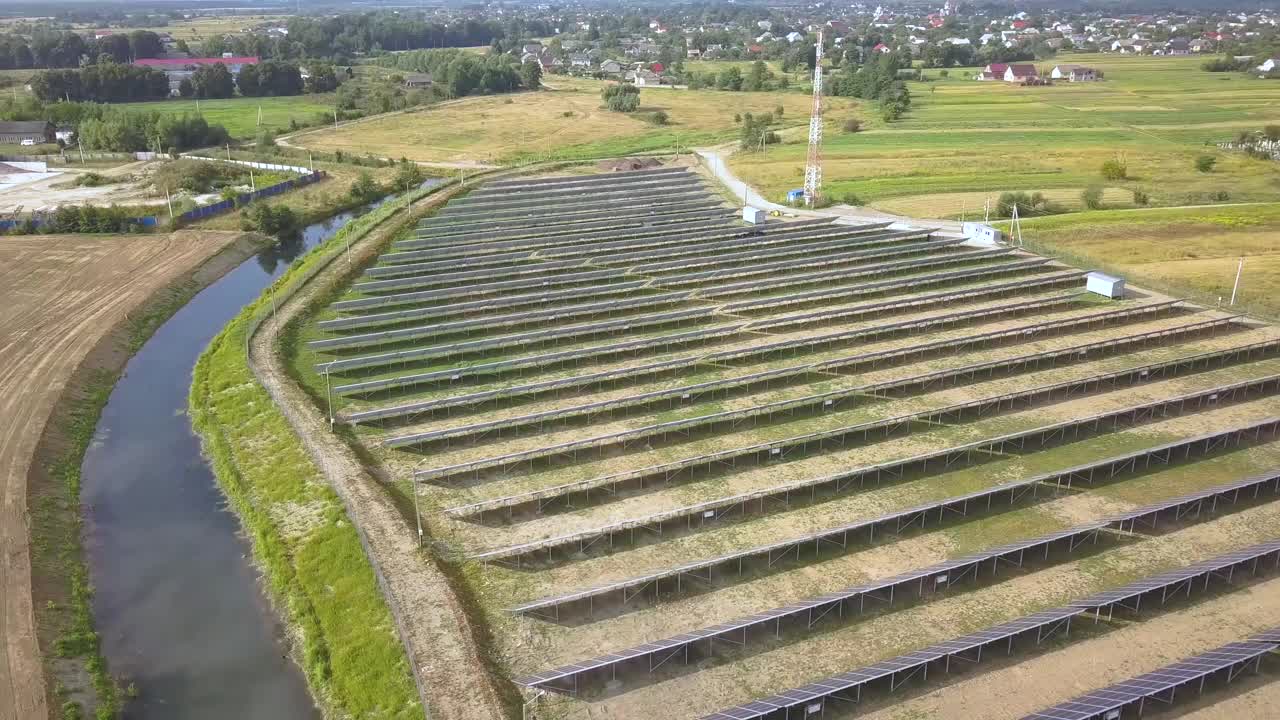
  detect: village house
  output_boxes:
[975,63,1007,81]
[1004,63,1040,83]
[599,59,623,76]
[133,56,260,96]
[0,120,54,145]
[401,72,433,89]
[1050,64,1102,81]
[1258,56,1280,74]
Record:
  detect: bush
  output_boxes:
[1100,156,1127,180]
[561,110,575,117]
[348,171,382,203]
[1266,125,1280,142]
[647,110,669,125]
[940,69,949,77]
[392,160,425,192]
[73,172,111,187]
[601,83,640,112]
[1132,188,1150,206]
[1212,189,1231,202]
[1195,155,1217,173]
[842,118,862,133]
[996,191,1064,218]
[1081,185,1104,210]
[240,202,299,236]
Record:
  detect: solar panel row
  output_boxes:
[701,542,1280,719]
[464,406,1280,567]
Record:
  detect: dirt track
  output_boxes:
[248,188,509,720]
[0,231,244,720]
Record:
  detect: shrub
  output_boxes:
[73,172,111,187]
[1212,189,1230,202]
[601,83,640,112]
[940,69,950,77]
[1132,188,1150,206]
[647,110,669,125]
[995,191,1063,218]
[842,118,862,133]
[733,113,741,123]
[1100,156,1127,180]
[240,202,299,236]
[348,171,382,203]
[1081,185,1104,210]
[1195,155,1217,173]
[561,110,575,117]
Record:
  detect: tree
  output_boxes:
[1100,156,1127,180]
[602,83,640,112]
[717,65,743,91]
[842,118,862,133]
[1195,155,1217,173]
[519,59,542,89]
[98,34,131,63]
[178,78,194,98]
[348,171,382,203]
[128,31,164,60]
[304,63,341,93]
[190,63,236,99]
[743,60,770,91]
[393,160,425,191]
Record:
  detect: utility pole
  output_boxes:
[308,151,314,172]
[165,187,174,220]
[1230,257,1245,306]
[226,143,231,161]
[250,169,256,192]
[333,109,339,129]
[257,105,262,127]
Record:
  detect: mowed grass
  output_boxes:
[83,14,292,40]
[730,53,1280,209]
[118,95,336,138]
[1014,202,1280,319]
[296,77,857,163]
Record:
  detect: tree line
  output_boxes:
[0,29,164,70]
[375,49,540,97]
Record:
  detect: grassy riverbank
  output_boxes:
[189,198,435,718]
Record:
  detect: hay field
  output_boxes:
[290,166,1280,719]
[117,95,335,139]
[294,78,855,164]
[729,53,1280,212]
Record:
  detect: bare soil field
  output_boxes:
[291,166,1280,720]
[0,231,251,720]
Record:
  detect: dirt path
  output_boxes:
[248,186,509,720]
[0,231,246,720]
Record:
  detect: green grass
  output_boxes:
[118,95,336,138]
[730,53,1280,211]
[1008,202,1280,320]
[189,195,436,718]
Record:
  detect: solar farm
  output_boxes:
[297,165,1280,719]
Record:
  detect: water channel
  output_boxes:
[80,185,429,718]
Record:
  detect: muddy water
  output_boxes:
[82,184,437,719]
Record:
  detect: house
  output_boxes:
[402,72,433,89]
[538,54,563,73]
[650,62,665,74]
[0,120,53,145]
[600,59,623,75]
[975,63,1008,81]
[569,53,593,69]
[872,42,892,54]
[1051,64,1101,81]
[747,44,764,54]
[633,69,660,86]
[785,31,805,43]
[54,125,74,143]
[1256,57,1279,74]
[521,43,543,55]
[1159,38,1190,55]
[686,47,701,59]
[1003,64,1039,83]
[757,20,772,31]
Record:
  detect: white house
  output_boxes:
[1051,64,1101,81]
[1258,57,1280,73]
[785,31,805,43]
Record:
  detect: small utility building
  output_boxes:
[1086,271,1125,299]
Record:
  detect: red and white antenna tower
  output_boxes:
[803,30,825,206]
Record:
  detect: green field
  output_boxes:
[1013,202,1280,319]
[729,54,1280,213]
[119,95,335,138]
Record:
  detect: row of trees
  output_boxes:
[30,63,169,103]
[686,61,789,92]
[0,29,164,70]
[377,49,539,97]
[197,14,553,64]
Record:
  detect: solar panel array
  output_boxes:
[1024,627,1280,720]
[306,167,1280,720]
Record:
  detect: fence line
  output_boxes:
[185,155,312,174]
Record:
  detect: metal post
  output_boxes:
[250,169,256,192]
[165,187,174,220]
[333,109,339,129]
[325,371,334,426]
[226,143,231,161]
[308,151,314,171]
[270,284,279,337]
[412,479,423,547]
[1230,257,1244,306]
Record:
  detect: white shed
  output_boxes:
[742,206,766,224]
[962,222,1004,245]
[1086,271,1125,299]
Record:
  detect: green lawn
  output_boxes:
[730,53,1280,212]
[119,94,336,138]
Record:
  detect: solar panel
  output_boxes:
[1071,539,1280,614]
[482,166,691,191]
[1025,638,1280,720]
[465,413,1280,565]
[666,607,1082,714]
[433,185,708,220]
[406,201,729,242]
[449,176,707,211]
[330,277,653,314]
[1106,470,1280,532]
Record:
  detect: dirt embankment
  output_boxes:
[247,184,512,720]
[1,231,262,720]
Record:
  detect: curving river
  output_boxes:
[81,184,435,719]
